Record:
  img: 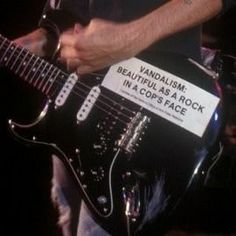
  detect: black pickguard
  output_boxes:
[0,34,223,235]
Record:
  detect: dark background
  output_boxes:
[0,1,63,235]
[0,1,236,235]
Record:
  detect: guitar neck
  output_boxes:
[0,34,67,97]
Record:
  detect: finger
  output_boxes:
[60,33,78,48]
[77,64,93,75]
[66,58,81,72]
[60,46,80,60]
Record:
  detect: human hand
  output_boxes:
[13,28,50,57]
[59,18,147,75]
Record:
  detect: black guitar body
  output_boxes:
[0,34,223,235]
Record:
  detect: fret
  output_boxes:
[42,66,58,94]
[0,35,67,98]
[15,50,30,74]
[19,53,35,77]
[24,56,40,82]
[0,41,13,64]
[0,37,6,52]
[5,44,18,66]
[10,46,25,70]
[37,63,53,90]
[28,59,44,84]
[33,60,48,88]
[47,70,66,96]
[44,68,61,95]
[0,38,7,64]
[27,56,42,82]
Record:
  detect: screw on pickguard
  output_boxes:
[73,148,85,177]
[67,148,87,183]
[118,112,150,155]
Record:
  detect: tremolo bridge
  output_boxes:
[118,112,150,154]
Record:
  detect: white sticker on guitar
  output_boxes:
[102,57,220,137]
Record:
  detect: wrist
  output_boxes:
[122,18,156,57]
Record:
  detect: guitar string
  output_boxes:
[58,74,135,121]
[0,37,138,125]
[55,79,133,125]
[25,58,134,125]
[0,35,136,117]
[13,61,132,126]
[0,36,136,118]
[48,66,136,123]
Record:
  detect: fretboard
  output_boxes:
[0,34,68,97]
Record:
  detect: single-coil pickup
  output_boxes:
[118,112,150,154]
[55,73,78,107]
[77,86,101,122]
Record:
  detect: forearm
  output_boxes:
[14,28,58,58]
[58,0,224,74]
[128,0,223,54]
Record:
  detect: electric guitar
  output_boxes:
[0,34,223,235]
